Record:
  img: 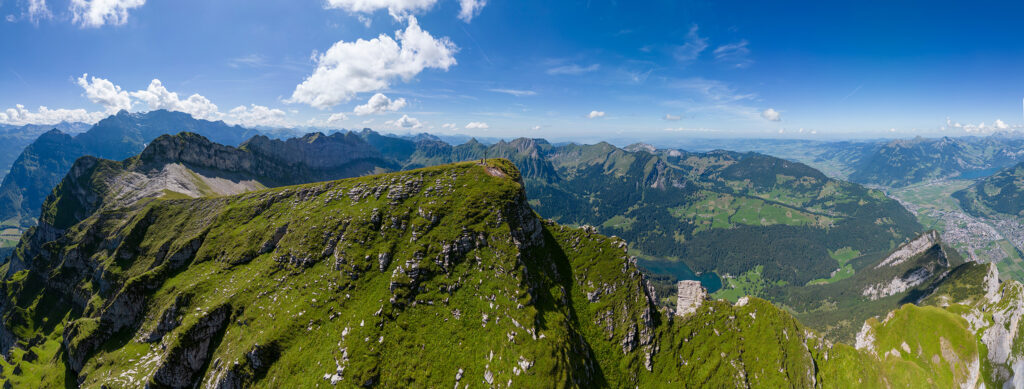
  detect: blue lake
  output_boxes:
[636,257,722,293]
[960,167,1001,180]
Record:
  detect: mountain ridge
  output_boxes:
[0,154,1018,387]
[0,110,260,231]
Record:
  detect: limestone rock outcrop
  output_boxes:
[675,280,707,317]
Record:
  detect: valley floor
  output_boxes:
[885,180,1024,281]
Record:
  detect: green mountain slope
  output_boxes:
[953,161,1024,218]
[0,153,1015,387]
[0,159,806,387]
[861,261,1024,387]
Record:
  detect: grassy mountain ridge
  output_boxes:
[0,159,815,387]
[0,154,1016,387]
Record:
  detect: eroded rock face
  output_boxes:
[675,280,707,317]
[862,267,935,301]
[151,304,232,388]
[862,232,949,301]
[876,230,941,268]
[142,294,191,343]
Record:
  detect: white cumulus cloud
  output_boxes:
[588,110,605,119]
[77,73,131,113]
[457,0,486,22]
[324,0,437,20]
[328,113,350,123]
[0,104,106,125]
[761,108,781,122]
[353,93,407,115]
[131,79,220,120]
[6,76,311,128]
[465,121,489,129]
[385,114,422,129]
[70,0,146,28]
[226,104,288,128]
[290,16,457,109]
[943,117,1020,134]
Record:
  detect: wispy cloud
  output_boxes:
[670,77,757,103]
[673,25,708,64]
[229,54,267,69]
[664,127,715,132]
[27,0,52,24]
[546,63,600,76]
[839,84,863,102]
[663,78,763,121]
[487,88,536,97]
[713,40,752,68]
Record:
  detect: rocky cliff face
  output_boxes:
[242,132,385,171]
[875,230,942,268]
[674,280,706,317]
[144,132,392,187]
[862,231,950,301]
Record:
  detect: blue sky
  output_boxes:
[2,0,1023,140]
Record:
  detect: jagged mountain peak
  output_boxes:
[493,137,546,156]
[623,143,657,153]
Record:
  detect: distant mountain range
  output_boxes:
[0,122,91,176]
[0,110,261,229]
[673,135,1024,188]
